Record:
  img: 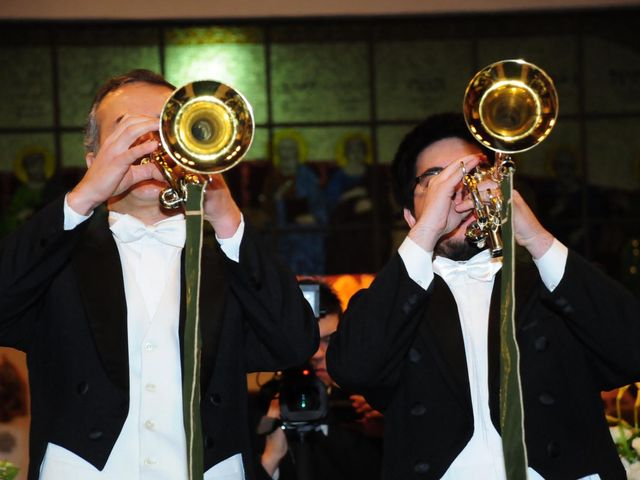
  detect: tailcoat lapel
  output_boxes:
[418,275,472,409]
[179,237,229,392]
[417,259,542,418]
[488,261,542,430]
[71,214,231,396]
[71,208,129,393]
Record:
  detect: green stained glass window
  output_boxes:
[61,132,87,168]
[272,126,372,164]
[0,133,56,174]
[56,28,161,128]
[271,42,370,123]
[244,127,269,162]
[0,48,54,128]
[164,27,267,124]
[0,133,58,237]
[376,124,416,165]
[375,40,473,121]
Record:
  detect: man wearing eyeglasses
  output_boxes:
[327,112,640,480]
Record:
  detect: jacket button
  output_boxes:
[534,336,548,352]
[554,297,574,314]
[204,436,215,449]
[414,462,430,474]
[88,429,103,440]
[402,302,413,315]
[538,392,555,406]
[77,381,90,395]
[210,393,222,406]
[554,297,568,308]
[410,403,426,416]
[408,348,422,363]
[547,441,560,458]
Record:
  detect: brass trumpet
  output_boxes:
[141,80,254,209]
[462,59,558,257]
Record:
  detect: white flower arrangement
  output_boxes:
[608,384,640,480]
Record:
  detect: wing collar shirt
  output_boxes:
[398,236,600,480]
[38,198,245,480]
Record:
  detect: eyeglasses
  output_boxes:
[414,167,443,190]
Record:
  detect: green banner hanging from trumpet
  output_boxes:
[183,182,206,480]
[499,169,528,479]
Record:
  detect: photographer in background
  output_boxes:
[257,279,383,480]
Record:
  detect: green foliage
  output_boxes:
[0,461,19,480]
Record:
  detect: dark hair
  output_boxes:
[391,112,490,212]
[298,278,342,319]
[83,69,175,154]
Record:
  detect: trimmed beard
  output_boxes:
[434,233,482,261]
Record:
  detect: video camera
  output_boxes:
[256,283,329,437]
[256,364,329,438]
[278,364,328,433]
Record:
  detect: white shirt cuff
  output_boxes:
[216,214,245,263]
[63,193,92,230]
[398,236,434,290]
[533,238,568,292]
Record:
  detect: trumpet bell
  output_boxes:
[160,80,254,175]
[463,59,558,154]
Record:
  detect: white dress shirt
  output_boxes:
[398,237,600,480]
[39,199,246,479]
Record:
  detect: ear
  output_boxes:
[403,208,416,228]
[85,152,95,169]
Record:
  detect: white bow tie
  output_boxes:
[433,250,502,283]
[109,213,186,248]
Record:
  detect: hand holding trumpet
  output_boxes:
[457,164,554,260]
[68,113,166,216]
[404,146,484,254]
[405,142,553,260]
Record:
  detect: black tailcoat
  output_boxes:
[328,251,640,479]
[0,196,319,480]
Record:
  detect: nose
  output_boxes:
[311,342,327,362]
